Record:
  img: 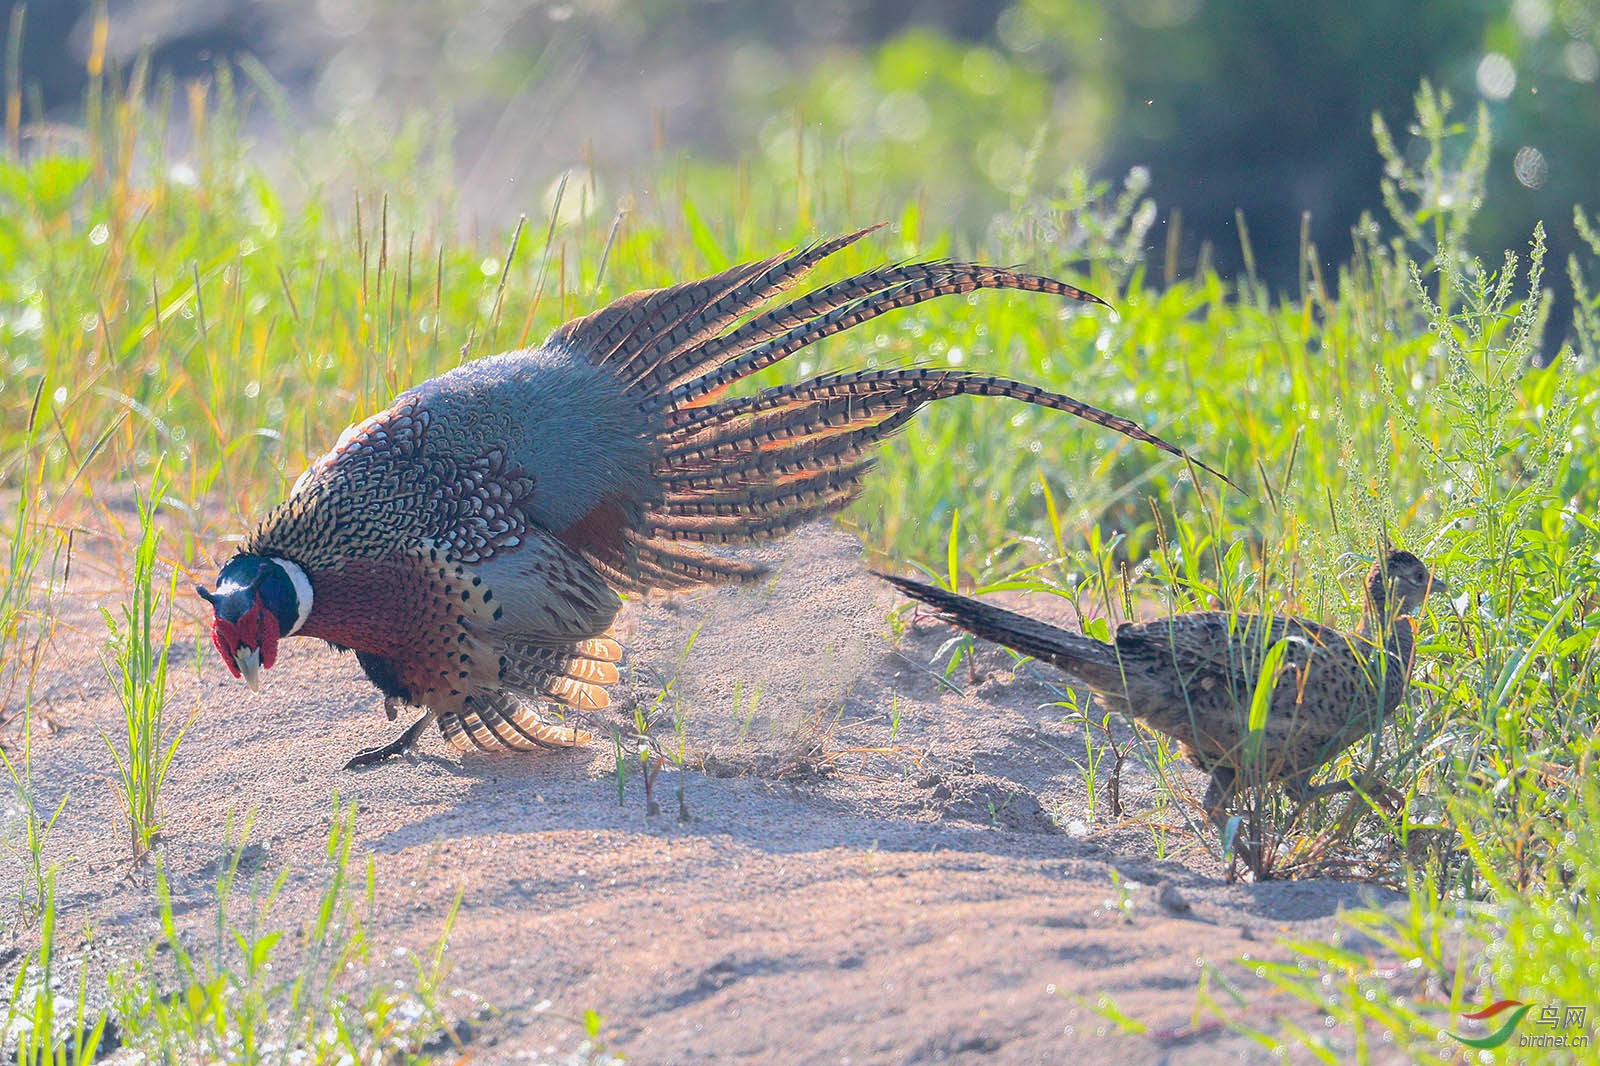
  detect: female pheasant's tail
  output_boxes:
[554,229,1229,592]
[875,571,1133,694]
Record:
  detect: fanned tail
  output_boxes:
[550,228,1230,594]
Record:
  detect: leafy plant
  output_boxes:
[1,870,110,1066]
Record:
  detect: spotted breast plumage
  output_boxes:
[200,226,1231,768]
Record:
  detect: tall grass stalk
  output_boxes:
[0,700,67,923]
[101,470,188,860]
[0,381,53,720]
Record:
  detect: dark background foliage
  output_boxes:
[6,0,1594,312]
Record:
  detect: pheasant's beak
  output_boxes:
[234,646,262,692]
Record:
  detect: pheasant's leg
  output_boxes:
[1201,766,1234,819]
[344,712,434,770]
[1204,766,1261,874]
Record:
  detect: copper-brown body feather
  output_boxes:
[240,228,1227,762]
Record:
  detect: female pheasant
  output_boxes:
[200,226,1229,768]
[878,551,1445,861]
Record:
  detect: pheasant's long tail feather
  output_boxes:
[624,366,1233,590]
[660,369,1233,487]
[641,262,1106,412]
[554,225,885,384]
[874,571,1131,692]
[617,225,886,391]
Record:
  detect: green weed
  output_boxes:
[100,469,189,860]
[106,800,468,1064]
[0,700,66,924]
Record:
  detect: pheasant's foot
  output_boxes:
[345,713,433,770]
[1202,767,1267,880]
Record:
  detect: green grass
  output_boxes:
[3,800,471,1065]
[0,380,63,723]
[0,700,65,924]
[1,36,1598,1063]
[100,467,189,860]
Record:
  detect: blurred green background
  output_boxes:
[5,0,1596,327]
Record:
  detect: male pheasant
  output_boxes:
[878,551,1445,860]
[200,226,1228,768]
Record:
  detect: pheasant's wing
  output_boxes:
[469,526,623,646]
[250,393,546,571]
[1116,613,1371,773]
[430,529,626,753]
[1115,614,1353,690]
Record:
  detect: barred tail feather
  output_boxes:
[657,407,922,491]
[644,264,1107,413]
[646,260,1103,399]
[625,368,1230,590]
[629,534,770,585]
[550,259,772,371]
[620,225,886,393]
[678,369,1237,489]
[874,571,1131,693]
[645,485,862,545]
[655,461,875,518]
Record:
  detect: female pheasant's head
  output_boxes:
[1367,550,1447,617]
[197,555,312,691]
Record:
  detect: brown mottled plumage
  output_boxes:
[201,226,1231,768]
[877,551,1445,859]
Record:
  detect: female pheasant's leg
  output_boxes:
[344,711,435,769]
[1203,765,1263,874]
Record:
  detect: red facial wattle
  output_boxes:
[209,595,282,678]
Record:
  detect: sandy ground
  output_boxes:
[1,525,1420,1065]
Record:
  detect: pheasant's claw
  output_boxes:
[344,713,433,770]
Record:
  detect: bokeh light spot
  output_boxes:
[1513,145,1548,188]
[1476,52,1517,99]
